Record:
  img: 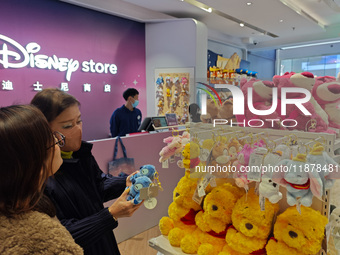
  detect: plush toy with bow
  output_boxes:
[130,164,156,184]
[273,153,323,207]
[126,176,152,205]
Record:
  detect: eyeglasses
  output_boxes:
[48,131,65,149]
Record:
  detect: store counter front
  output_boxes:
[90,131,184,243]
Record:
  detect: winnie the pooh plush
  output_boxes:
[220,188,279,255]
[158,171,201,247]
[180,183,244,255]
[266,206,328,255]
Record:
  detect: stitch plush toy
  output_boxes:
[180,183,244,255]
[266,206,328,255]
[312,76,340,129]
[273,153,323,207]
[126,176,152,205]
[220,189,279,255]
[159,171,201,248]
[130,164,156,184]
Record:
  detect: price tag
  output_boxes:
[140,186,159,200]
[247,147,267,182]
[259,195,266,211]
[162,159,169,169]
[144,198,157,209]
[192,187,203,205]
[200,148,210,162]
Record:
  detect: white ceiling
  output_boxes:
[61,0,340,50]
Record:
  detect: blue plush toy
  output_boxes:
[127,176,153,205]
[130,164,156,184]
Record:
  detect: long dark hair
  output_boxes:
[0,105,55,217]
[31,88,80,122]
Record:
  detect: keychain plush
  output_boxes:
[130,164,156,184]
[126,176,152,205]
[233,143,254,190]
[273,153,323,207]
[307,142,338,195]
[259,150,283,204]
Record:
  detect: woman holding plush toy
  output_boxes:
[31,88,142,255]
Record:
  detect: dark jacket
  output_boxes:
[45,141,126,255]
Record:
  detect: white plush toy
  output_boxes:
[259,150,283,204]
[330,207,340,250]
[307,142,337,196]
[273,153,323,207]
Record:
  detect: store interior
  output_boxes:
[1,0,340,254]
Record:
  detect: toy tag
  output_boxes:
[169,155,175,164]
[192,187,203,205]
[140,186,159,200]
[259,195,265,211]
[144,197,157,209]
[247,148,266,182]
[200,148,210,162]
[197,180,206,197]
[162,159,169,168]
[296,198,302,214]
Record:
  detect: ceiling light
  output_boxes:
[246,2,252,5]
[280,19,284,22]
[240,23,245,27]
[280,0,325,29]
[281,40,340,50]
[200,6,212,13]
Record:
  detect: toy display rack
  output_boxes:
[149,124,338,255]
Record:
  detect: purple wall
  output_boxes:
[0,0,146,140]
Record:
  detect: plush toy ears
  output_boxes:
[308,170,323,199]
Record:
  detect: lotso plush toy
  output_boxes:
[266,206,328,255]
[159,171,201,247]
[240,78,282,129]
[273,153,323,207]
[273,72,331,133]
[126,176,152,205]
[220,188,279,255]
[312,76,340,129]
[180,183,244,255]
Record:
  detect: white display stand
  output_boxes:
[149,123,338,255]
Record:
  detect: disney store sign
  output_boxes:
[0,34,118,81]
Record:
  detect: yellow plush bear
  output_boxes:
[180,183,244,255]
[159,171,201,247]
[266,206,328,255]
[220,189,279,255]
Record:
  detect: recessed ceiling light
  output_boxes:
[240,23,245,27]
[280,19,284,22]
[246,2,252,5]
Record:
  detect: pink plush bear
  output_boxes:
[312,76,340,129]
[232,144,254,190]
[237,78,282,129]
[274,72,331,133]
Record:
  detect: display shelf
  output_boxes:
[149,235,192,255]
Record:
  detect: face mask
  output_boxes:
[132,99,139,108]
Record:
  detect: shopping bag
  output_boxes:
[108,136,135,176]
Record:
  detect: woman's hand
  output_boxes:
[108,188,142,219]
[126,171,139,187]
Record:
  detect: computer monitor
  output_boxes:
[138,117,153,132]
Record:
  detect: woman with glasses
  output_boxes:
[0,105,83,254]
[31,88,140,255]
